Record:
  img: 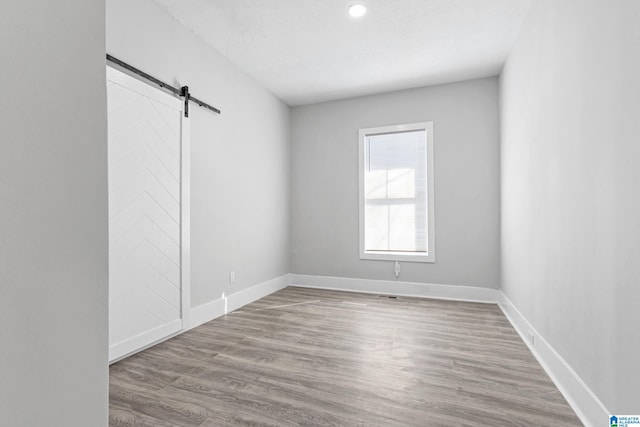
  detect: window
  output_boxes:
[359,122,435,262]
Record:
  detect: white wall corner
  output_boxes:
[289,274,498,303]
[498,292,609,427]
[189,274,290,330]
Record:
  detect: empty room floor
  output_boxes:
[109,287,582,426]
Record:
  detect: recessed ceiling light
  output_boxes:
[348,4,367,18]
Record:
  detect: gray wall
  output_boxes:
[0,0,108,425]
[291,78,500,288]
[500,0,640,413]
[107,0,290,308]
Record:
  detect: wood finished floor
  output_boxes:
[109,287,583,426]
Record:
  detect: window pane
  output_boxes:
[365,204,388,250]
[364,129,427,253]
[387,168,415,199]
[365,169,388,199]
[389,204,416,251]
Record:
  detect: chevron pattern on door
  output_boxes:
[107,67,184,362]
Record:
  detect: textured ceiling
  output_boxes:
[152,0,532,106]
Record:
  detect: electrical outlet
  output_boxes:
[229,272,236,283]
[394,261,400,278]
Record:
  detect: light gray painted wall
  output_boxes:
[291,78,500,288]
[107,0,290,308]
[500,0,640,413]
[0,1,108,425]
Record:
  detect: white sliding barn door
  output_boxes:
[107,66,190,362]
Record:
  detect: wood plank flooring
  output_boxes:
[110,287,583,426]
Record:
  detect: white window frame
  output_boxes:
[358,121,435,263]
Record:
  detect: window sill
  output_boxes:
[360,251,435,263]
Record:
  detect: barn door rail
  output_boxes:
[106,54,221,117]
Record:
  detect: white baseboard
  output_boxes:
[109,319,182,363]
[113,272,607,427]
[189,297,226,330]
[289,274,498,303]
[226,274,290,313]
[498,292,609,427]
[189,274,290,329]
[291,274,608,426]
